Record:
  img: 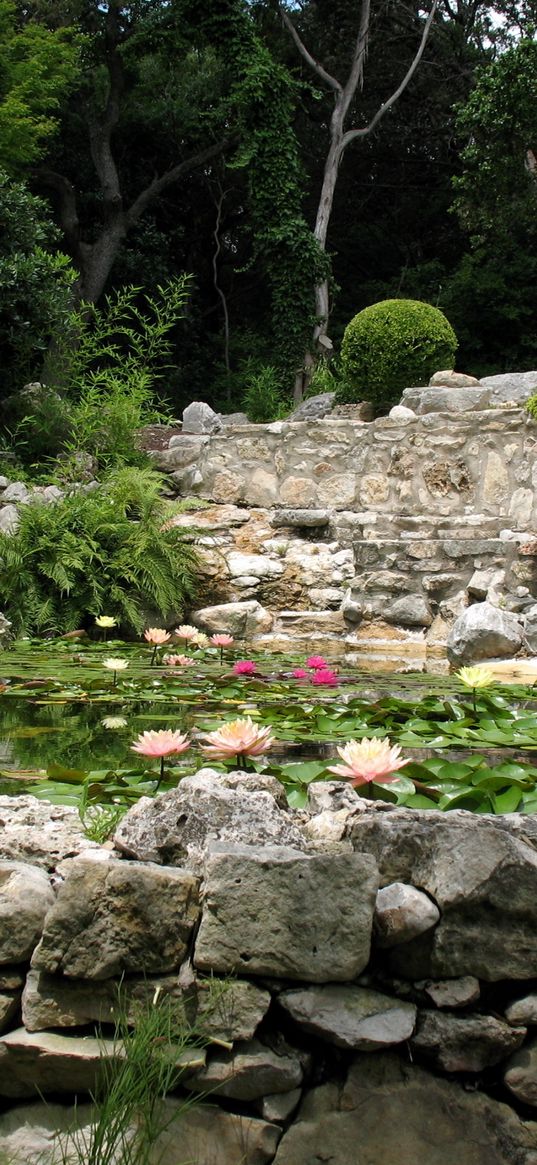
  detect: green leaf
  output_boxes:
[492,786,522,814]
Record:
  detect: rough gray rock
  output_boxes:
[411,1010,526,1072]
[218,411,249,426]
[257,1089,302,1123]
[480,370,537,405]
[288,393,335,421]
[384,595,433,628]
[421,976,480,1009]
[278,985,416,1050]
[185,1037,305,1101]
[270,509,330,528]
[505,1039,537,1106]
[0,505,19,534]
[0,796,107,870]
[348,806,537,981]
[374,882,440,949]
[182,401,223,434]
[22,968,270,1042]
[31,858,199,980]
[429,371,481,388]
[190,599,273,637]
[0,862,54,964]
[2,482,29,504]
[113,769,305,870]
[506,994,537,1027]
[194,844,379,982]
[389,405,415,419]
[400,385,491,414]
[272,1052,537,1165]
[447,600,523,664]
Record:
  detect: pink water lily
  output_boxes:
[131,729,191,788]
[327,737,411,788]
[210,632,235,663]
[163,653,195,668]
[233,660,257,676]
[144,627,171,665]
[311,668,338,687]
[144,628,171,645]
[200,716,274,768]
[174,624,199,642]
[306,655,328,670]
[292,668,308,679]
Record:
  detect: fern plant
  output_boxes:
[0,467,200,636]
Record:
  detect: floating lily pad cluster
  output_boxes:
[0,638,536,820]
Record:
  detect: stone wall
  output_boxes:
[3,780,537,1164]
[153,408,537,666]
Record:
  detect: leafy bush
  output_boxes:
[0,466,199,636]
[337,298,458,414]
[12,279,190,470]
[526,394,537,421]
[242,362,290,422]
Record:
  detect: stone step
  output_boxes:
[332,512,514,542]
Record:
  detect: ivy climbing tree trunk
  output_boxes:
[278,0,439,382]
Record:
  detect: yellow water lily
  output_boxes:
[457,665,494,689]
[95,615,117,628]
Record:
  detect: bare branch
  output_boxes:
[343,0,372,116]
[277,3,342,93]
[126,140,227,226]
[340,0,439,150]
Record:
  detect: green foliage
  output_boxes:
[337,298,458,413]
[525,393,537,421]
[453,40,537,245]
[242,362,290,422]
[0,170,76,400]
[198,1,327,379]
[0,467,200,636]
[0,0,80,173]
[14,278,190,469]
[54,991,221,1165]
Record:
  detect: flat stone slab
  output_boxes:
[186,1037,305,1101]
[194,844,379,982]
[0,1027,123,1098]
[31,858,199,980]
[278,985,416,1050]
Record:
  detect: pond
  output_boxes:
[1,636,537,828]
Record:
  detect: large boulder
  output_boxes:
[190,599,273,637]
[194,843,379,983]
[400,385,491,414]
[480,370,537,406]
[31,858,200,980]
[447,601,523,664]
[288,393,335,421]
[272,1052,537,1165]
[348,805,537,981]
[182,401,223,434]
[113,769,305,870]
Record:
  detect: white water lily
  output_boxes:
[101,716,128,730]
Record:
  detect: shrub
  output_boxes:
[337,298,458,414]
[526,394,537,421]
[242,362,290,422]
[0,466,199,636]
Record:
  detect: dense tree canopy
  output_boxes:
[1,0,536,418]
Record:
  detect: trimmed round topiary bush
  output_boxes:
[337,298,458,414]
